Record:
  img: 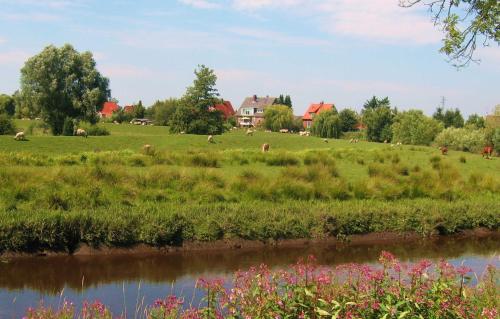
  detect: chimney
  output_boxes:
[320,101,324,106]
[253,95,258,102]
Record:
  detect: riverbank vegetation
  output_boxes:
[0,136,498,253]
[24,252,498,319]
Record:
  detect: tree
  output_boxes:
[363,106,395,142]
[20,44,110,135]
[433,107,464,128]
[263,105,294,131]
[392,110,444,145]
[465,113,486,129]
[0,94,15,116]
[363,96,390,110]
[133,100,146,118]
[169,65,224,135]
[400,0,499,67]
[311,110,342,138]
[338,109,359,132]
[274,94,292,108]
[149,98,179,126]
[0,114,16,135]
[183,65,219,112]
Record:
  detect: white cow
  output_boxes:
[14,132,26,141]
[75,128,88,138]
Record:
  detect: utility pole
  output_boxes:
[440,96,446,109]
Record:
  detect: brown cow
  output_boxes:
[482,146,493,159]
[262,143,270,152]
[439,146,448,155]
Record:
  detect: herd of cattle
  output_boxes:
[11,127,496,159]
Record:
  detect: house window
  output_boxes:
[257,109,263,113]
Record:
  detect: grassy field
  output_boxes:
[0,120,499,253]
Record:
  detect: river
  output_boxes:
[0,234,498,318]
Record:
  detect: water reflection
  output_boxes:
[1,234,498,294]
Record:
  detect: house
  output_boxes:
[302,101,335,129]
[236,95,277,127]
[99,101,120,118]
[123,105,135,114]
[355,123,367,130]
[209,101,235,120]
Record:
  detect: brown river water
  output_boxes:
[0,234,499,318]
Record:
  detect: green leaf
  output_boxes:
[315,308,331,317]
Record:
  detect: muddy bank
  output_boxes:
[2,228,498,259]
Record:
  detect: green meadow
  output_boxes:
[0,120,499,253]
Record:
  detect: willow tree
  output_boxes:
[20,44,110,135]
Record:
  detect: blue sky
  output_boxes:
[0,0,498,116]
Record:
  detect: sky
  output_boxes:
[0,0,498,117]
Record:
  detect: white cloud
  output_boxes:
[179,0,221,9]
[228,27,331,47]
[0,12,62,22]
[0,0,81,9]
[0,50,31,65]
[232,0,306,10]
[100,64,154,78]
[229,0,440,45]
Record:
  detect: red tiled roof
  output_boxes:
[302,102,335,120]
[355,123,367,130]
[212,101,235,119]
[100,102,120,117]
[123,105,135,113]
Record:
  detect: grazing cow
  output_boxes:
[323,138,329,143]
[299,131,308,136]
[439,146,448,155]
[482,146,493,159]
[180,131,186,134]
[279,129,289,133]
[14,132,25,141]
[354,139,359,143]
[246,129,254,136]
[207,135,214,143]
[75,128,88,138]
[384,140,388,144]
[262,143,270,152]
[143,144,153,155]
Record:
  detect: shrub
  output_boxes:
[0,114,16,135]
[86,125,110,136]
[265,152,300,166]
[391,110,443,145]
[434,127,486,152]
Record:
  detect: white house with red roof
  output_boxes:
[302,101,335,129]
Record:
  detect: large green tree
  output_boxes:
[169,65,224,135]
[363,106,395,142]
[465,113,486,129]
[363,96,390,110]
[311,110,342,138]
[392,110,444,145]
[149,98,179,126]
[20,44,110,135]
[0,94,15,117]
[401,0,499,66]
[338,108,359,132]
[433,107,464,128]
[263,105,295,131]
